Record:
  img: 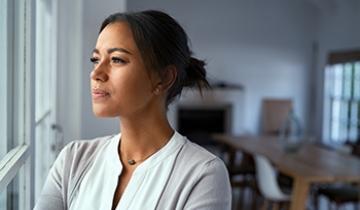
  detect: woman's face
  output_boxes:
[90,22,160,118]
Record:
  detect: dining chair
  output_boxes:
[254,155,291,210]
[228,150,257,210]
[229,98,294,209]
[261,99,293,136]
[261,98,294,193]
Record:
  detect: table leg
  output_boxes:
[290,178,310,210]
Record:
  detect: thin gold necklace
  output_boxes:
[125,152,156,165]
[119,135,171,165]
[120,142,159,166]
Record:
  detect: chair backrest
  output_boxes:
[261,99,293,135]
[254,155,290,201]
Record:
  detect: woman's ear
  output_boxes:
[153,65,177,94]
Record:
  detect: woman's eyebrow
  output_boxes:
[92,48,132,55]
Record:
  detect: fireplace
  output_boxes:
[177,104,232,146]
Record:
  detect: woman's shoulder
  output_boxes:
[175,135,228,176]
[158,135,231,209]
[65,134,115,153]
[59,134,117,165]
[65,135,117,196]
[54,134,117,176]
[179,137,219,163]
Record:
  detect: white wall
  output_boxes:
[128,0,318,135]
[56,0,83,144]
[80,0,126,139]
[314,1,360,139]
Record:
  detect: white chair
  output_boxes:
[254,155,291,210]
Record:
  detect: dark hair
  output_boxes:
[100,10,210,106]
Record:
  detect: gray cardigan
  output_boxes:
[34,134,232,210]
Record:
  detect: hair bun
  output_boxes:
[183,57,210,89]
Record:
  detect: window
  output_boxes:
[2,0,78,208]
[323,50,360,144]
[34,0,59,199]
[0,0,36,209]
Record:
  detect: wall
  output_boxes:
[313,1,360,139]
[56,0,83,144]
[128,0,318,135]
[80,0,126,139]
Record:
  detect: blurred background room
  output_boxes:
[0,0,359,209]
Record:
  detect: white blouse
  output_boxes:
[35,131,231,210]
[70,132,186,210]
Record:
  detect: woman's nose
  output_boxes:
[90,61,109,82]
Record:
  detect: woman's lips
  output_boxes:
[92,89,110,101]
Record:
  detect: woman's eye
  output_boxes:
[112,57,127,64]
[90,57,99,64]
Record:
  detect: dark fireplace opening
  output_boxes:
[177,105,232,147]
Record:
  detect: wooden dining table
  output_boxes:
[212,134,360,210]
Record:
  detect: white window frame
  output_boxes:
[0,0,36,209]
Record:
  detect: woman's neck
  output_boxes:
[118,111,174,166]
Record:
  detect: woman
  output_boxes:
[34,10,231,210]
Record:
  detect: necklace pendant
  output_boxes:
[128,159,136,165]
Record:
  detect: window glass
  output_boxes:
[12,0,28,148]
[0,0,9,161]
[325,61,360,143]
[0,0,27,158]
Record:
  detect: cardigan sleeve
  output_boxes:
[33,142,75,210]
[183,158,232,210]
